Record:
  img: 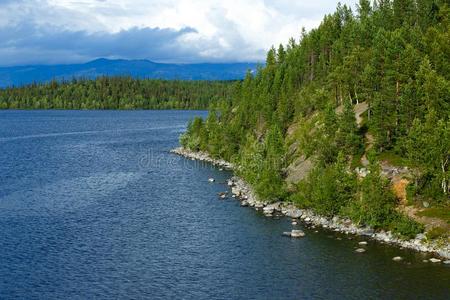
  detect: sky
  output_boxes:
[0,0,358,66]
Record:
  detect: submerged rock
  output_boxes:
[361,228,375,236]
[392,256,403,262]
[291,230,305,238]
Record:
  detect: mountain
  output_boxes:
[0,58,258,87]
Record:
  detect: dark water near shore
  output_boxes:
[0,110,448,299]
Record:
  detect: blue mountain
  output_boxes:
[0,58,259,87]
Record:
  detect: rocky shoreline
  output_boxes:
[171,147,450,261]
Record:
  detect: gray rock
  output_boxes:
[392,256,403,262]
[358,241,368,246]
[443,260,450,265]
[422,201,430,208]
[282,232,292,237]
[415,233,426,241]
[361,228,375,236]
[208,178,215,183]
[355,248,366,253]
[255,202,264,209]
[263,206,274,214]
[285,209,302,219]
[429,258,441,263]
[241,200,249,207]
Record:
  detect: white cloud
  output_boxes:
[0,0,359,65]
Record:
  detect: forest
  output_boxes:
[0,77,234,110]
[180,0,450,239]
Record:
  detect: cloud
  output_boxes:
[0,23,200,65]
[0,0,359,65]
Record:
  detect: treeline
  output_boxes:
[0,77,236,110]
[181,0,450,238]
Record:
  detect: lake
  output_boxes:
[0,110,448,299]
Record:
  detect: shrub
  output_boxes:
[390,215,424,239]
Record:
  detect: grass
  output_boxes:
[350,152,364,169]
[426,226,448,239]
[378,150,408,167]
[417,207,450,224]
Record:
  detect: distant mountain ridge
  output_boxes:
[0,58,258,87]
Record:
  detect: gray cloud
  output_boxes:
[0,23,201,65]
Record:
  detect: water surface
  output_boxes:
[0,110,448,299]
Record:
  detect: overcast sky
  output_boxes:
[0,0,358,66]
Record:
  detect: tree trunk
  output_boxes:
[442,158,449,194]
[354,84,359,104]
[395,80,400,127]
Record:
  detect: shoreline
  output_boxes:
[171,147,450,261]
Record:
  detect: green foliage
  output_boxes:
[180,117,205,151]
[181,0,450,232]
[336,101,364,156]
[237,125,287,201]
[293,153,357,216]
[405,110,450,202]
[254,125,287,201]
[346,164,398,228]
[389,215,424,239]
[0,77,234,110]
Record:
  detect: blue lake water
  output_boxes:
[0,110,449,299]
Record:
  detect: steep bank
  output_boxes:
[172,147,450,260]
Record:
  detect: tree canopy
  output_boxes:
[181,0,449,237]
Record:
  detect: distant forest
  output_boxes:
[0,77,235,110]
